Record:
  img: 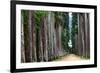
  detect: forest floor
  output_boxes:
[54,54,83,61]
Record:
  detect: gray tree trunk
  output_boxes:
[77,13,90,58]
[28,11,33,62]
[31,11,37,62]
[21,13,25,62]
[41,16,48,61]
[84,13,90,58]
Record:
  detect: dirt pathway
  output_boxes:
[55,54,82,61]
[61,54,82,61]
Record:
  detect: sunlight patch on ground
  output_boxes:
[54,54,83,61]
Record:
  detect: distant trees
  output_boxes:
[61,13,69,53]
[21,10,90,63]
[71,13,78,54]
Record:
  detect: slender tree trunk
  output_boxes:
[40,29,44,61]
[84,13,90,58]
[41,16,48,61]
[58,25,62,56]
[44,17,48,61]
[52,13,56,59]
[24,11,33,62]
[78,13,83,56]
[47,12,52,60]
[36,28,40,62]
[55,27,59,57]
[28,11,33,62]
[51,13,54,59]
[87,14,90,58]
[31,11,37,62]
[24,11,30,62]
[21,12,25,62]
[47,12,56,60]
[54,29,57,58]
[81,14,85,57]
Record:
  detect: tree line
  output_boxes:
[21,10,90,63]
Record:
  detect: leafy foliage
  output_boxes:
[71,13,78,50]
[34,11,48,30]
[61,13,70,52]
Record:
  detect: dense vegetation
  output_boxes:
[21,10,90,63]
